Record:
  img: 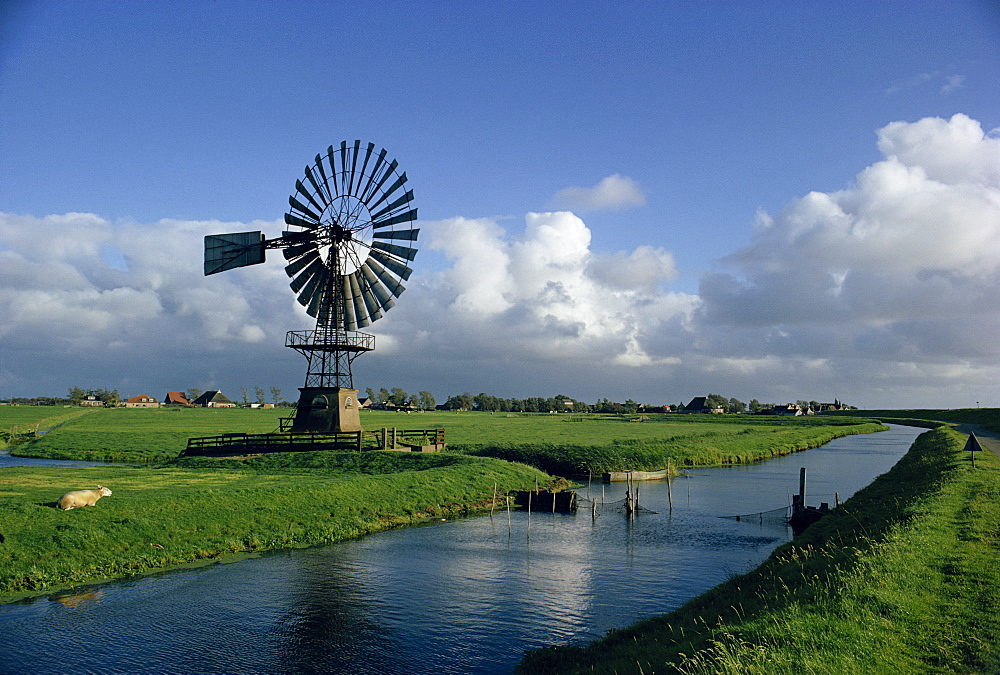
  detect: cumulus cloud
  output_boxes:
[550,174,646,212]
[693,114,1000,403]
[3,114,998,409]
[0,212,303,394]
[364,210,696,395]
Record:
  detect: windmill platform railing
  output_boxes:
[182,427,446,457]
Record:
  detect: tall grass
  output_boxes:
[516,427,1000,674]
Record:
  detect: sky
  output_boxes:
[1,0,999,410]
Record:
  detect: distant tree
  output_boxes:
[240,386,249,406]
[809,400,820,412]
[254,386,266,405]
[622,399,639,414]
[748,398,762,413]
[187,388,203,403]
[407,394,420,409]
[68,386,86,405]
[418,391,436,410]
[366,387,375,402]
[706,393,729,412]
[378,388,390,406]
[390,387,408,407]
[271,387,282,406]
[729,398,746,414]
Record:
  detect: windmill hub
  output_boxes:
[203,140,418,434]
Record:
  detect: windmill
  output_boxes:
[204,140,418,434]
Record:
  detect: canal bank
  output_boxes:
[0,425,922,675]
[518,425,1000,674]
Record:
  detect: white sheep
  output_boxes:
[56,485,113,510]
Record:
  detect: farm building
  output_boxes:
[192,390,237,408]
[163,391,190,406]
[80,395,103,407]
[683,396,724,414]
[125,395,159,408]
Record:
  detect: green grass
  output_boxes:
[0,451,551,602]
[6,407,886,467]
[516,426,1000,674]
[828,407,1000,435]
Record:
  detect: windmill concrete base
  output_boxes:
[290,387,362,433]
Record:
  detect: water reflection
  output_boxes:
[0,425,923,675]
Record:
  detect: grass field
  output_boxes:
[3,406,884,467]
[517,423,1000,674]
[0,451,551,601]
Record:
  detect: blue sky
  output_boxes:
[1,0,999,409]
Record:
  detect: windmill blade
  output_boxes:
[304,165,329,206]
[354,143,376,197]
[284,249,319,277]
[289,256,325,294]
[367,172,408,212]
[347,140,361,197]
[339,140,350,195]
[296,179,325,214]
[370,190,413,221]
[373,227,419,242]
[288,195,321,222]
[365,258,406,298]
[361,159,398,205]
[341,274,358,330]
[305,274,329,318]
[282,241,315,261]
[348,272,370,328]
[298,267,328,313]
[357,148,388,202]
[315,153,333,203]
[371,241,418,261]
[372,208,418,230]
[369,249,413,284]
[284,212,319,230]
[325,145,339,198]
[354,269,385,321]
[360,262,398,310]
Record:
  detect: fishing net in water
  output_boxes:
[719,505,791,524]
[577,495,658,515]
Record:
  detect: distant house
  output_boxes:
[163,391,190,406]
[80,395,103,407]
[683,396,724,414]
[818,400,842,412]
[125,395,159,409]
[192,390,237,408]
[770,404,803,416]
[358,397,370,408]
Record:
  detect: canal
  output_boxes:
[0,424,923,674]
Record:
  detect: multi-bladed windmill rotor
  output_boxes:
[203,140,418,433]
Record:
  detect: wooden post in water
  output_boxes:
[490,483,497,519]
[506,494,512,536]
[799,467,807,509]
[667,458,673,513]
[527,490,532,538]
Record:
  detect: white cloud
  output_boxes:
[693,114,1000,404]
[3,114,999,409]
[550,174,646,212]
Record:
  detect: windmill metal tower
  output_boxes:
[204,140,418,433]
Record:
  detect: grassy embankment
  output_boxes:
[829,407,1000,435]
[0,407,885,604]
[0,451,550,602]
[6,406,885,470]
[518,419,1000,674]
